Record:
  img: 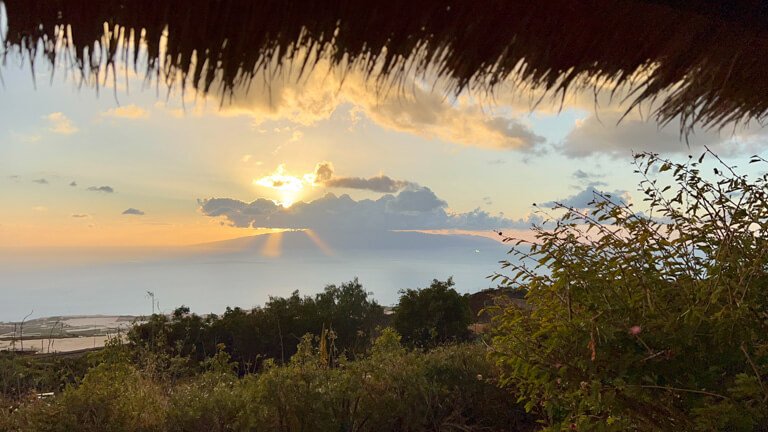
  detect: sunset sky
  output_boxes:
[2,45,768,319]
[1,54,767,250]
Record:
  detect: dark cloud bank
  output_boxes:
[200,187,539,232]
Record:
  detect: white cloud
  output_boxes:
[101,104,149,119]
[46,112,78,135]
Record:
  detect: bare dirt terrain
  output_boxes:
[0,315,137,354]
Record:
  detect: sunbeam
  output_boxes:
[260,231,284,257]
[304,229,334,256]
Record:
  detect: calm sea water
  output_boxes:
[0,233,512,321]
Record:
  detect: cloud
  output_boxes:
[353,90,546,151]
[87,186,114,193]
[101,104,149,119]
[313,162,334,183]
[32,178,48,184]
[384,187,447,213]
[199,187,538,233]
[253,162,418,202]
[326,175,415,193]
[289,130,303,142]
[11,132,42,143]
[572,169,597,180]
[221,61,546,151]
[46,112,78,135]
[571,169,606,187]
[560,109,768,158]
[311,162,416,193]
[540,184,629,210]
[69,181,77,187]
[122,208,145,216]
[71,213,90,218]
[254,165,304,192]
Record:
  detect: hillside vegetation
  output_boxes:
[2,152,767,431]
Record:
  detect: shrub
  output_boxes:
[128,279,385,374]
[490,151,768,431]
[393,278,472,348]
[12,361,167,431]
[166,373,252,432]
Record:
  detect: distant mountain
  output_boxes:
[196,229,506,258]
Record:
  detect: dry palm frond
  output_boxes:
[3,0,768,132]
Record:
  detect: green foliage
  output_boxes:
[393,278,473,348]
[490,151,768,431]
[166,371,252,432]
[239,329,532,431]
[4,331,533,432]
[10,362,166,432]
[0,352,90,400]
[128,279,385,375]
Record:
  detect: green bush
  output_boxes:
[393,278,473,348]
[0,353,90,401]
[490,152,768,431]
[240,329,532,431]
[11,361,166,432]
[129,279,385,374]
[166,374,252,432]
[5,331,530,431]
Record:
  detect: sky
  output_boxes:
[2,45,768,319]
[3,54,765,251]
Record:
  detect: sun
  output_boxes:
[278,189,299,207]
[254,164,306,207]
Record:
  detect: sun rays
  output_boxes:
[260,231,284,257]
[304,229,334,256]
[258,229,334,258]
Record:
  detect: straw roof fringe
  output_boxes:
[3,0,768,132]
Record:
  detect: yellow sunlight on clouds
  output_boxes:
[254,164,322,207]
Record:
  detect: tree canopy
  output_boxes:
[393,277,472,348]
